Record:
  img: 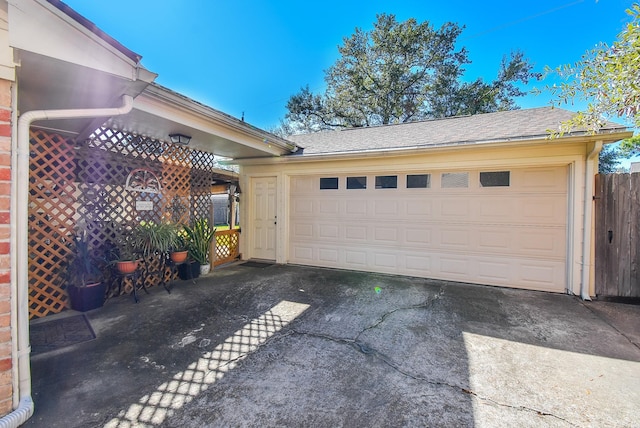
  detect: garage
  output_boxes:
[289,166,568,292]
[240,107,631,296]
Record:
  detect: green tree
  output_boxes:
[543,4,640,158]
[283,14,539,133]
[598,144,628,173]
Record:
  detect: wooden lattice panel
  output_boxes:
[162,145,191,224]
[214,230,240,266]
[28,131,77,318]
[28,127,237,318]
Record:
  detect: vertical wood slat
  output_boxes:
[594,173,640,297]
[630,173,640,295]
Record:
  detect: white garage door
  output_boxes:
[289,166,567,292]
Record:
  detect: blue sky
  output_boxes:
[63,0,634,133]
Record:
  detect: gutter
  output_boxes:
[231,131,632,165]
[0,95,134,428]
[579,140,603,300]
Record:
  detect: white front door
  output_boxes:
[252,176,277,260]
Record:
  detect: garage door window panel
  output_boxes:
[375,175,397,189]
[480,171,510,187]
[347,176,367,189]
[441,172,469,188]
[407,174,431,189]
[320,177,339,190]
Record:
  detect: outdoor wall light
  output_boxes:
[169,133,191,145]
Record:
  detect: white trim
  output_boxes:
[1,95,134,428]
[565,162,576,294]
[233,132,632,166]
[8,0,140,79]
[580,141,603,300]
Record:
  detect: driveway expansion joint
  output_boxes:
[580,300,640,352]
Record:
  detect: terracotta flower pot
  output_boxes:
[116,260,138,274]
[170,251,188,263]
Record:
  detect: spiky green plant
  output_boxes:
[183,219,215,265]
[66,233,103,287]
[133,221,179,257]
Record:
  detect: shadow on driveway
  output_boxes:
[26,264,640,427]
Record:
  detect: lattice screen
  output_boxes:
[28,127,236,319]
[28,131,77,318]
[214,230,240,266]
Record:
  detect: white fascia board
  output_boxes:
[232,131,634,166]
[8,0,139,80]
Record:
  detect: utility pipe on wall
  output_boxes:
[580,140,603,301]
[0,95,134,428]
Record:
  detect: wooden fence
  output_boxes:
[594,173,640,297]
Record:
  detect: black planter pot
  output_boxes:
[178,260,200,280]
[67,282,107,312]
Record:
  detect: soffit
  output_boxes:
[106,84,298,159]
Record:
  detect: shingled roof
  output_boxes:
[287,107,628,156]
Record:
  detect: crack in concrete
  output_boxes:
[289,328,578,427]
[355,288,444,341]
[373,350,579,427]
[285,286,579,427]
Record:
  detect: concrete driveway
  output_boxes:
[26,264,640,427]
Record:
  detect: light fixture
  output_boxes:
[169,133,191,145]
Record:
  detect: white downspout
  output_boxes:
[0,95,134,428]
[580,140,603,301]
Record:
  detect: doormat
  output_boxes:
[240,261,274,268]
[30,314,96,355]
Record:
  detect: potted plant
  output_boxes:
[66,232,107,311]
[184,219,216,275]
[133,221,178,258]
[169,226,189,264]
[176,225,200,280]
[111,229,140,274]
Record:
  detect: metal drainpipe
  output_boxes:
[580,140,603,301]
[0,95,134,428]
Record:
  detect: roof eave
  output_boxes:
[144,84,300,156]
[231,129,633,165]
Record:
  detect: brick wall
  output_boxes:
[0,78,12,414]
